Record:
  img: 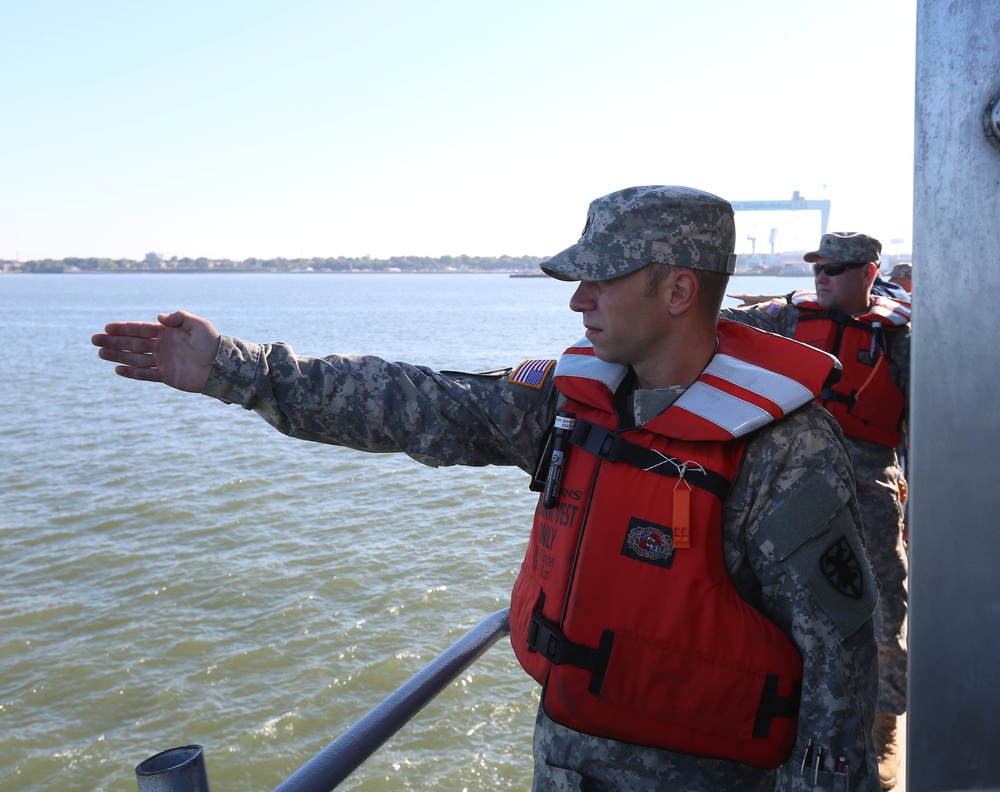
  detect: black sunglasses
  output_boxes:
[812,261,869,277]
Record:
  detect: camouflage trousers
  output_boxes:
[531,706,777,791]
[848,439,908,716]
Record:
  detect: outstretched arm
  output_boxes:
[91,310,221,393]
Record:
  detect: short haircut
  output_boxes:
[644,263,729,317]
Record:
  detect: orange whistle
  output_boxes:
[673,483,691,549]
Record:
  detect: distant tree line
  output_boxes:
[0,253,546,274]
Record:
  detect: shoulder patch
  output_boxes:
[819,535,865,599]
[764,298,785,317]
[754,474,877,642]
[510,358,555,389]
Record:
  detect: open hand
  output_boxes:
[91,310,221,393]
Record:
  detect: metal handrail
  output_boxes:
[135,608,512,792]
[273,607,511,791]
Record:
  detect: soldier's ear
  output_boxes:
[665,269,699,317]
[865,262,879,288]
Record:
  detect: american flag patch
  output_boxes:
[765,299,784,317]
[510,358,555,389]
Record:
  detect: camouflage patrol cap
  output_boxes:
[804,231,882,265]
[540,185,737,282]
[890,262,912,278]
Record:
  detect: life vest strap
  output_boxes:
[570,420,733,501]
[752,673,802,738]
[819,386,855,407]
[527,613,615,696]
[797,307,869,331]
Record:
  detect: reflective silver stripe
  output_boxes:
[675,354,816,437]
[555,343,816,438]
[871,296,911,324]
[794,290,910,326]
[674,382,773,437]
[554,339,629,392]
[705,354,815,414]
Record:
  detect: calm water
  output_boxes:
[0,272,812,791]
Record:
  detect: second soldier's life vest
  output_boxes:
[509,319,840,769]
[791,291,909,447]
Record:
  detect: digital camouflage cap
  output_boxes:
[804,232,882,265]
[540,185,738,282]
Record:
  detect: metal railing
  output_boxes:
[135,608,512,792]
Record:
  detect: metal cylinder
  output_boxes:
[911,0,1000,789]
[135,745,210,792]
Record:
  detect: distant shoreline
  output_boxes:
[0,254,547,276]
[1,268,532,275]
[1,252,908,277]
[1,268,822,276]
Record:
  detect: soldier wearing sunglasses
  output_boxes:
[722,231,910,790]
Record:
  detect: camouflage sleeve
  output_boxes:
[720,300,800,336]
[201,335,559,474]
[725,405,879,791]
[888,323,910,401]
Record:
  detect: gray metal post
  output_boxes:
[910,1,1000,789]
[135,745,210,792]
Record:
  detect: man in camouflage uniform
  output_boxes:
[722,232,910,790]
[888,262,912,296]
[93,186,880,790]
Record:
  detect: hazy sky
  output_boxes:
[1,0,917,261]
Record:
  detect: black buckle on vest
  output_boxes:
[527,613,615,696]
[569,419,734,502]
[528,614,596,666]
[752,674,802,738]
[570,420,626,462]
[819,386,855,408]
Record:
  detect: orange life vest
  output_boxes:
[509,320,840,768]
[791,291,909,448]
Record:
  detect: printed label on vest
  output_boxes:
[622,517,676,569]
[531,495,583,582]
